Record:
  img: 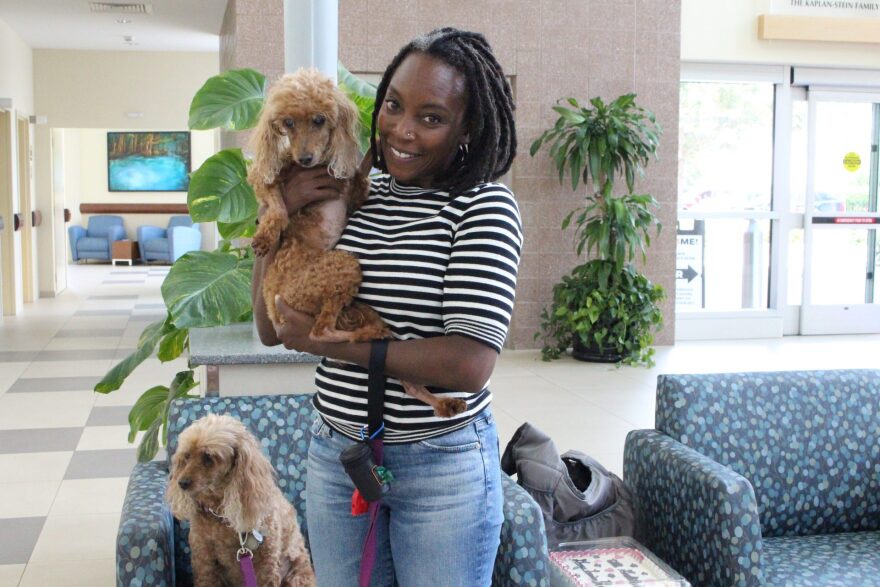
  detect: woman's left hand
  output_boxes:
[273,297,318,353]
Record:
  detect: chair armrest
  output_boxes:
[492,473,550,587]
[169,226,202,262]
[624,430,763,587]
[116,461,176,587]
[68,226,86,260]
[107,225,127,243]
[137,225,167,260]
[138,225,167,243]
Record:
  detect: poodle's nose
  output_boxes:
[298,155,314,166]
[178,478,192,490]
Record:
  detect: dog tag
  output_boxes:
[244,530,263,552]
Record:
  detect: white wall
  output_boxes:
[682,0,880,68]
[0,17,33,115]
[32,50,219,291]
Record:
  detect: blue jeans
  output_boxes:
[306,409,504,587]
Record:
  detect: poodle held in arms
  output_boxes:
[248,68,466,418]
[167,414,315,587]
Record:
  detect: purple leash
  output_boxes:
[359,438,384,587]
[358,340,390,587]
[239,551,258,587]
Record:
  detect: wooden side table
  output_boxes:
[111,240,140,266]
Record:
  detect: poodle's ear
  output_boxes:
[248,101,286,186]
[327,89,361,179]
[221,428,276,532]
[166,457,198,521]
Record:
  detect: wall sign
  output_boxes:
[676,220,706,310]
[770,0,880,19]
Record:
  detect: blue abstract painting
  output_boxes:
[108,131,191,192]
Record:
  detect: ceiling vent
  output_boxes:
[88,2,153,14]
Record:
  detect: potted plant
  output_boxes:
[93,65,377,460]
[531,94,665,366]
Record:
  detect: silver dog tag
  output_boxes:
[244,530,263,551]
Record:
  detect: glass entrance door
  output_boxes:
[801,92,880,334]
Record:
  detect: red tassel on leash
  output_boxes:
[351,489,369,516]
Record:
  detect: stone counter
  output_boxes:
[188,322,321,397]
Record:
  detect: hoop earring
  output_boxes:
[459,143,469,157]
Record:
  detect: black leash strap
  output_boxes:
[367,339,389,437]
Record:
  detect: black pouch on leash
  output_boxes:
[339,339,390,503]
[340,442,385,502]
[501,422,635,547]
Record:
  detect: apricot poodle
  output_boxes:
[248,69,466,418]
[167,414,315,587]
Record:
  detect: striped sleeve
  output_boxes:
[442,183,523,353]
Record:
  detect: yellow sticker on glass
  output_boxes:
[843,152,861,172]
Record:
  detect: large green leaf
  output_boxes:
[188,149,257,224]
[217,218,257,240]
[94,318,170,393]
[189,68,266,131]
[162,251,254,329]
[157,327,189,362]
[128,385,169,442]
[338,62,376,98]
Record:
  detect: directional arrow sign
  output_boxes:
[676,265,699,283]
[676,227,705,309]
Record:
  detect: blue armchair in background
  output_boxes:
[624,369,880,586]
[137,215,201,264]
[68,215,126,262]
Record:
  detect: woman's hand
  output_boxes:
[273,297,319,353]
[279,165,347,215]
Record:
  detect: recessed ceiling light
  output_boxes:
[117,18,132,24]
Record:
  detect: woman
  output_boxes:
[252,27,521,586]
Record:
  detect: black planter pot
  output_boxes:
[571,336,623,363]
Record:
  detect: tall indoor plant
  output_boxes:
[93,65,376,461]
[531,94,665,366]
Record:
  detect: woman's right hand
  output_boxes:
[278,165,347,216]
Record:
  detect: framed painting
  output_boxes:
[107,131,191,192]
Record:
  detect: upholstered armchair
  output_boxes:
[116,394,550,587]
[137,215,201,264]
[68,215,126,262]
[624,369,880,587]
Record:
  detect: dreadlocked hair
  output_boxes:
[370,27,517,193]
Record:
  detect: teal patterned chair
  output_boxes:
[116,394,550,586]
[624,369,880,587]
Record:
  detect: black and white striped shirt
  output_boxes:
[313,175,523,443]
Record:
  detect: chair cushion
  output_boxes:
[655,370,880,537]
[763,531,880,586]
[143,238,170,254]
[167,395,315,542]
[77,237,109,253]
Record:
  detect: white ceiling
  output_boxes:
[0,0,227,52]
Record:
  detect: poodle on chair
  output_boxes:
[166,414,315,587]
[248,68,466,419]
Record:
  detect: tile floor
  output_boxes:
[1,263,879,586]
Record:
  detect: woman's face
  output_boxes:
[377,52,469,188]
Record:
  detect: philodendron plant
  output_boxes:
[94,65,377,461]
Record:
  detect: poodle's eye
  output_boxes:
[312,114,326,126]
[202,453,214,467]
[282,118,295,129]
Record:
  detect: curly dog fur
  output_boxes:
[167,414,315,587]
[249,69,466,419]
